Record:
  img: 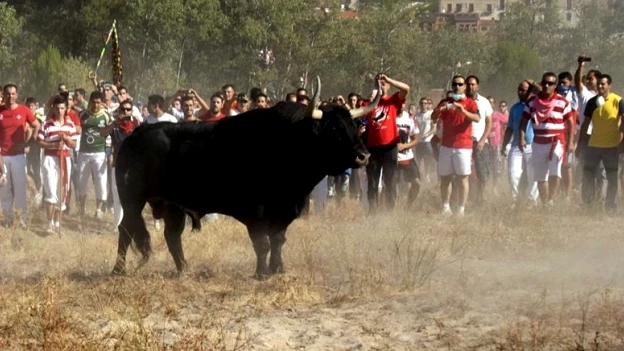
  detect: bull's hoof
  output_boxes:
[136,256,150,271]
[269,264,285,275]
[111,268,126,276]
[254,271,270,281]
[174,268,188,278]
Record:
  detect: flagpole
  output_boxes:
[88,20,117,80]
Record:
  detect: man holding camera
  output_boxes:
[432,75,480,216]
[364,73,410,214]
[574,56,607,198]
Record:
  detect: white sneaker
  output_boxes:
[341,175,350,193]
[95,209,104,220]
[328,186,335,198]
[456,206,465,216]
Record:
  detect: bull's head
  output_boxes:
[305,76,381,175]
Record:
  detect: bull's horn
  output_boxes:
[306,75,323,120]
[350,79,382,119]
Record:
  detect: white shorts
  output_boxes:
[438,146,472,176]
[531,141,564,181]
[42,155,72,210]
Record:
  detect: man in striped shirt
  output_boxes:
[37,96,79,233]
[519,72,576,205]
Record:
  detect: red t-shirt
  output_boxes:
[200,112,227,122]
[437,98,479,149]
[0,104,36,156]
[365,92,405,147]
[68,110,81,127]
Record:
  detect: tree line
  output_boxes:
[1,0,623,104]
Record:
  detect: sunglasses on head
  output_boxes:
[452,82,465,87]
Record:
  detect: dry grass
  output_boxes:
[1,180,624,350]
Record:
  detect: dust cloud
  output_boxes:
[0,181,623,350]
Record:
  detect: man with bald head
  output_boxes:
[501,80,538,204]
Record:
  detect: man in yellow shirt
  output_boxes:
[579,74,624,210]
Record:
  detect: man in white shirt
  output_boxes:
[116,86,144,123]
[467,75,493,204]
[557,71,579,200]
[145,95,178,124]
[414,99,435,181]
[574,56,605,198]
[397,108,421,207]
[144,94,177,231]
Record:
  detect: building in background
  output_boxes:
[436,0,611,27]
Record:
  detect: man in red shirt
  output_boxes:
[432,75,481,216]
[0,84,40,228]
[200,94,227,122]
[364,73,410,214]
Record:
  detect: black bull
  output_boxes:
[112,84,381,278]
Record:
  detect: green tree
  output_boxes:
[0,3,23,82]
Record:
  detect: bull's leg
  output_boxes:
[112,201,151,275]
[269,229,287,275]
[247,228,271,280]
[163,205,187,275]
[112,204,150,275]
[112,224,132,275]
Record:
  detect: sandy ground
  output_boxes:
[1,183,624,350]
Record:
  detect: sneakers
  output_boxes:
[46,221,59,235]
[328,186,335,198]
[456,206,465,216]
[95,209,104,220]
[341,175,350,193]
[442,203,466,216]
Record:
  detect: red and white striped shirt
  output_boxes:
[37,117,79,157]
[522,93,572,144]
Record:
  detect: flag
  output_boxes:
[112,22,123,87]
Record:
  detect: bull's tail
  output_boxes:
[187,212,202,232]
[132,217,153,260]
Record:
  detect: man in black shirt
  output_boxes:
[100,99,140,228]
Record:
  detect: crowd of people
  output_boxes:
[0,55,621,234]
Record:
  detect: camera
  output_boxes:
[578,56,592,63]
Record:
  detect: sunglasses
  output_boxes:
[120,107,132,111]
[452,82,465,87]
[541,81,556,86]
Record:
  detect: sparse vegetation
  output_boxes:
[1,181,623,350]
